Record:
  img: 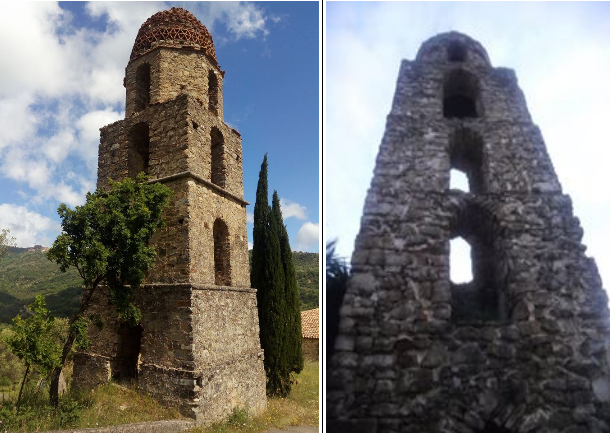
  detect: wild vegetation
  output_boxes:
[326,240,350,362]
[251,154,303,397]
[293,252,319,311]
[46,173,172,406]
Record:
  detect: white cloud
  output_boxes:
[246,212,254,224]
[0,94,38,149]
[280,197,307,220]
[248,241,253,250]
[0,204,61,247]
[207,2,269,39]
[76,108,124,166]
[295,221,319,252]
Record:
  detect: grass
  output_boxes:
[0,360,319,433]
[0,381,183,432]
[188,360,319,433]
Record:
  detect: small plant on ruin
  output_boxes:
[5,295,62,412]
[46,173,172,408]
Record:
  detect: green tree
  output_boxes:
[0,228,16,258]
[5,295,62,412]
[46,174,172,407]
[326,240,350,363]
[251,155,290,396]
[271,191,303,374]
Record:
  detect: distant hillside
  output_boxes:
[0,247,319,323]
[249,250,319,311]
[293,252,319,310]
[0,247,82,323]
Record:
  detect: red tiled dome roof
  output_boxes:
[130,7,219,68]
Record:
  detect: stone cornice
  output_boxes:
[148,171,249,207]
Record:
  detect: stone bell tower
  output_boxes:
[328,32,610,432]
[72,8,266,423]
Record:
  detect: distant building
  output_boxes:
[300,308,319,361]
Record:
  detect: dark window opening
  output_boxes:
[476,421,513,433]
[450,127,484,193]
[443,69,481,119]
[213,218,231,286]
[134,63,151,112]
[447,41,467,62]
[208,70,219,115]
[450,202,505,323]
[128,122,150,179]
[211,127,226,188]
[112,322,142,383]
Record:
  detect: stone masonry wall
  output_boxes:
[125,49,223,120]
[188,180,250,288]
[328,32,610,433]
[74,284,265,423]
[186,97,244,199]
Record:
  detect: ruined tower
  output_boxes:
[328,32,610,432]
[71,8,266,423]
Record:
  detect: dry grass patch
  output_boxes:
[74,382,183,429]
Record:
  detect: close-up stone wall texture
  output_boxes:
[72,8,266,424]
[328,32,610,433]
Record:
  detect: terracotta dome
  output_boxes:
[130,7,218,68]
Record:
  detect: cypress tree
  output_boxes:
[251,155,290,396]
[272,191,304,374]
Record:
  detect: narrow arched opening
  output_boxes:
[128,122,149,179]
[213,218,231,286]
[450,237,473,284]
[112,322,142,383]
[450,201,505,323]
[443,69,481,119]
[134,63,151,112]
[208,70,219,115]
[450,128,484,193]
[211,127,226,188]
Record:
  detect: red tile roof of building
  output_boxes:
[301,308,319,339]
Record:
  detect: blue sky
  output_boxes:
[0,1,319,253]
[326,2,610,288]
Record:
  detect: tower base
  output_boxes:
[72,284,266,424]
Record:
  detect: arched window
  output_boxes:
[213,219,231,286]
[447,41,467,62]
[134,63,151,112]
[450,128,484,193]
[211,127,226,188]
[443,69,481,119]
[450,237,473,283]
[450,201,505,323]
[128,122,149,178]
[208,70,219,115]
